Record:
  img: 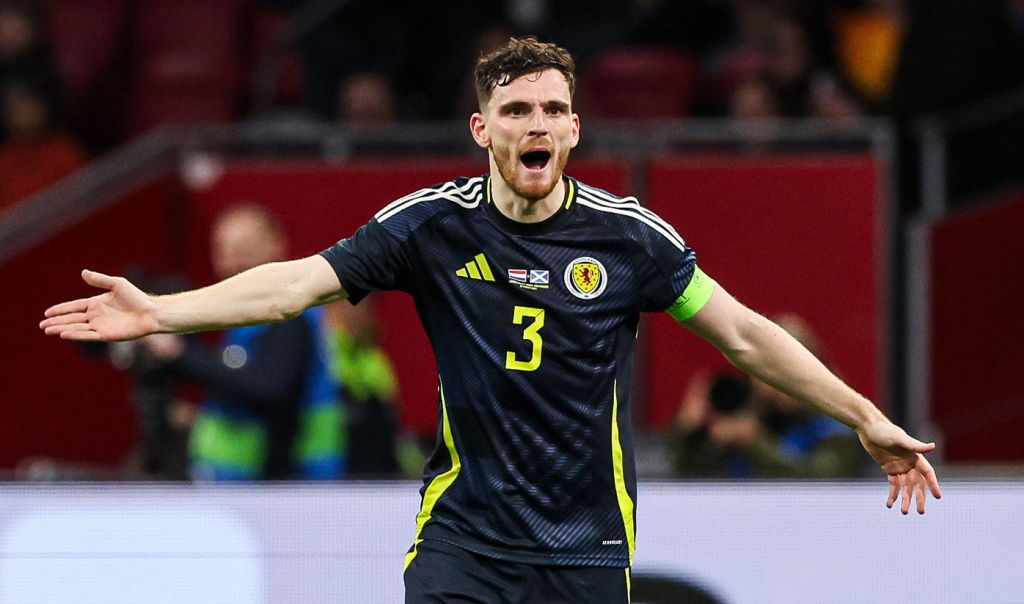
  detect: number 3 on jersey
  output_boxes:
[505,306,545,371]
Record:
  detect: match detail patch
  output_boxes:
[508,268,550,290]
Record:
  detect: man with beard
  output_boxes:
[41,37,940,603]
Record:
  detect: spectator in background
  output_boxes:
[764,14,818,116]
[325,295,405,477]
[832,0,905,111]
[808,72,864,126]
[0,77,84,212]
[141,204,344,481]
[338,72,397,125]
[670,314,868,479]
[728,73,783,152]
[266,0,404,120]
[669,369,762,478]
[0,0,62,140]
[729,73,781,120]
[698,0,779,115]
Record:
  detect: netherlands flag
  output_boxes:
[508,269,527,282]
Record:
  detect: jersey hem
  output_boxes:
[418,533,630,568]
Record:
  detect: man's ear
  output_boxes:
[470,113,489,149]
[570,113,580,149]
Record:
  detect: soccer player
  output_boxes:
[40,37,941,603]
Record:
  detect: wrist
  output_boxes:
[855,412,891,435]
[148,294,170,333]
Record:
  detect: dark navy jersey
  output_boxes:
[320,175,713,568]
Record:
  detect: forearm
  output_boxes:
[725,313,887,430]
[154,258,326,333]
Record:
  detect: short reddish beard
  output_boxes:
[493,145,570,201]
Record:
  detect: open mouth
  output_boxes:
[520,149,551,171]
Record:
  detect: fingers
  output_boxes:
[886,474,899,509]
[917,456,943,500]
[895,433,936,454]
[889,460,942,516]
[58,327,101,341]
[44,298,89,318]
[40,312,88,332]
[81,269,118,290]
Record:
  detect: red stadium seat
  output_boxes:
[45,0,133,148]
[247,8,304,106]
[580,47,699,119]
[45,0,132,101]
[128,0,246,134]
[128,90,237,135]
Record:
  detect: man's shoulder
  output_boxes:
[570,179,688,253]
[373,175,486,238]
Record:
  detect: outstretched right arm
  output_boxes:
[40,255,346,341]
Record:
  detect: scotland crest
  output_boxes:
[564,257,607,299]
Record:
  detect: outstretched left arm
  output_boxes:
[681,284,942,514]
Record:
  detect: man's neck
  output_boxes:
[489,167,565,224]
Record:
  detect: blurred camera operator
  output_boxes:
[670,315,869,479]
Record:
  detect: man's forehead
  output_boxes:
[489,69,571,105]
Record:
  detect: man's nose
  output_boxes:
[527,108,548,135]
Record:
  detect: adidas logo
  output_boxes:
[455,253,495,282]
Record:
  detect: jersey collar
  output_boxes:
[483,174,577,236]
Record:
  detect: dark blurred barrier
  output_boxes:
[917,86,1024,216]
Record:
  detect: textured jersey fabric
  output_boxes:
[320,175,701,567]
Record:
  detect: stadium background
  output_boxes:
[0,1,1022,602]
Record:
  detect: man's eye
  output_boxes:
[547,107,563,115]
[509,107,524,116]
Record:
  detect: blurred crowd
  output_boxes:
[0,0,84,211]
[2,0,1024,213]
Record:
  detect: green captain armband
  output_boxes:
[666,266,716,322]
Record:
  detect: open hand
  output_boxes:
[40,270,159,342]
[857,419,942,514]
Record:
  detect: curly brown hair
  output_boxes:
[474,37,576,109]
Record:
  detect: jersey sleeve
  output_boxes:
[636,218,715,318]
[318,218,413,304]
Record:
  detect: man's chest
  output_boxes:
[409,216,643,333]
